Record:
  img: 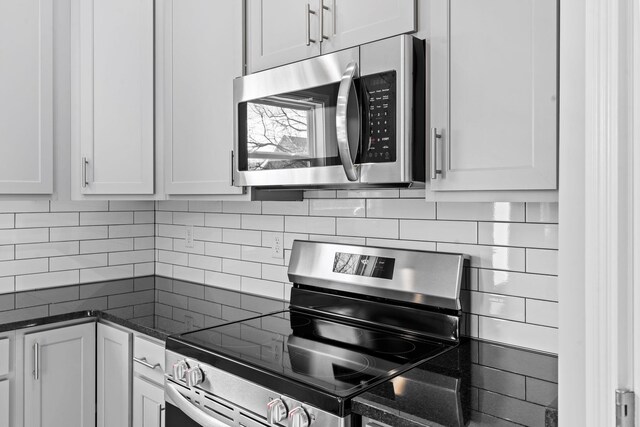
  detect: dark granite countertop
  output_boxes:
[0,276,558,427]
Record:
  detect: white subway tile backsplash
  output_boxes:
[0,228,49,245]
[135,262,155,276]
[242,246,284,266]
[241,215,284,231]
[262,201,309,216]
[80,212,133,226]
[109,250,155,266]
[172,238,205,255]
[309,199,365,217]
[367,199,436,219]
[134,211,155,224]
[50,254,108,272]
[16,242,79,259]
[188,201,223,213]
[173,212,205,226]
[337,189,399,199]
[241,277,284,300]
[479,269,558,301]
[479,317,557,354]
[308,235,366,246]
[81,238,134,254]
[0,201,49,213]
[262,264,289,283]
[50,201,108,212]
[15,270,80,291]
[205,271,241,291]
[205,213,241,229]
[437,243,526,272]
[173,265,205,283]
[188,254,222,272]
[0,258,49,277]
[193,227,222,243]
[526,203,559,223]
[465,291,525,322]
[134,237,155,250]
[158,250,188,266]
[478,223,558,249]
[0,277,14,294]
[50,226,108,241]
[155,211,172,224]
[223,229,262,246]
[526,249,558,275]
[205,242,242,260]
[285,216,335,235]
[337,218,398,239]
[284,233,309,249]
[365,238,437,251]
[109,224,154,238]
[526,299,559,327]
[0,215,14,229]
[157,200,189,212]
[222,201,261,214]
[222,259,261,278]
[437,202,525,222]
[0,246,13,262]
[80,265,134,283]
[401,220,477,244]
[109,201,155,211]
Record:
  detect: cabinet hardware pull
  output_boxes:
[319,3,329,41]
[230,150,235,186]
[306,4,317,46]
[33,342,39,380]
[133,356,161,370]
[81,157,89,188]
[430,128,442,180]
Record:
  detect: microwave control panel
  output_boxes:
[362,71,396,164]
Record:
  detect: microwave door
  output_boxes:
[336,62,362,183]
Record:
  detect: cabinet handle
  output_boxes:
[133,356,161,370]
[81,157,89,188]
[230,150,235,186]
[319,2,329,41]
[306,4,317,46]
[33,343,39,380]
[430,128,442,180]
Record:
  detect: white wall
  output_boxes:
[155,189,559,354]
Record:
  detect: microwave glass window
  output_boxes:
[239,83,342,171]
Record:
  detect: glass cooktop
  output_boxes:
[174,309,448,397]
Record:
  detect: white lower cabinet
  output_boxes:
[97,323,133,427]
[133,376,165,427]
[23,322,96,427]
[0,379,9,427]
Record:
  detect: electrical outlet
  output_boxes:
[271,234,283,258]
[185,225,195,248]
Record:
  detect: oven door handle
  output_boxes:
[165,382,231,427]
[336,61,361,182]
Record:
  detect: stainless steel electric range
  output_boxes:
[164,241,466,427]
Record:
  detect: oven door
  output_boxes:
[234,47,362,188]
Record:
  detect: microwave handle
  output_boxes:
[336,61,360,182]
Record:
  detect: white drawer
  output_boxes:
[133,335,164,385]
[0,338,8,377]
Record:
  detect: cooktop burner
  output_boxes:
[172,309,447,397]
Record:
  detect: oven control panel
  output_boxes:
[165,351,345,427]
[362,71,397,164]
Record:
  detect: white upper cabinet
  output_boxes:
[320,0,416,54]
[163,0,244,196]
[23,323,96,427]
[247,0,322,73]
[73,0,155,195]
[247,0,416,73]
[0,0,53,194]
[429,0,558,191]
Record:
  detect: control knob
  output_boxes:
[172,360,189,381]
[288,406,310,427]
[266,398,288,424]
[185,366,204,388]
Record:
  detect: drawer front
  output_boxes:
[133,336,165,385]
[0,338,9,377]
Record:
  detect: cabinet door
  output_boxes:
[23,322,96,427]
[0,379,8,427]
[133,376,165,427]
[97,324,132,427]
[75,0,154,195]
[0,0,53,194]
[163,0,244,195]
[246,0,321,73]
[429,0,557,191]
[320,0,416,54]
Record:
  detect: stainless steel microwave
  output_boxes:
[233,35,426,189]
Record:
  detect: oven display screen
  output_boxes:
[333,252,395,279]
